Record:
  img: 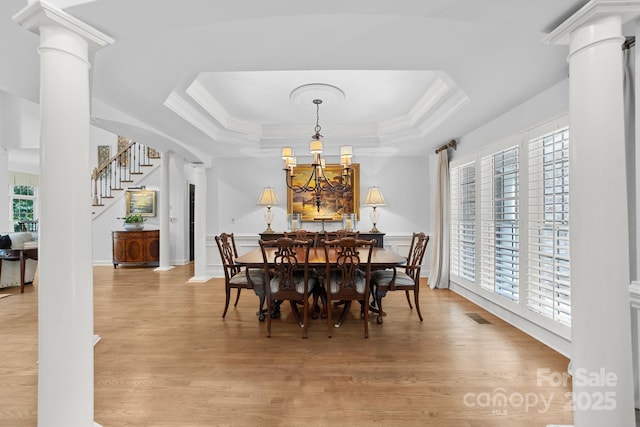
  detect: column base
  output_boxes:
[154,265,175,272]
[188,275,213,283]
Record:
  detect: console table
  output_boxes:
[112,229,160,267]
[259,231,385,248]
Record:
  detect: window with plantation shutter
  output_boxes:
[480,147,519,302]
[450,162,476,281]
[449,115,571,337]
[527,127,570,326]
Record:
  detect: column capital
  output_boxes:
[544,0,640,45]
[13,0,114,51]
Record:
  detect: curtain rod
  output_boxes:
[435,139,457,154]
[623,36,635,50]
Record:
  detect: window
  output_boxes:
[527,127,570,326]
[449,116,571,332]
[480,147,520,302]
[12,185,36,232]
[450,162,476,281]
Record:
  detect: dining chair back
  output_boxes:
[371,232,429,324]
[284,230,323,317]
[259,237,316,338]
[324,230,360,242]
[321,237,375,338]
[284,230,320,247]
[215,232,266,320]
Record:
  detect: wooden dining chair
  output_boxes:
[215,232,266,320]
[259,237,316,338]
[284,230,320,247]
[321,237,376,338]
[370,232,429,324]
[284,230,324,317]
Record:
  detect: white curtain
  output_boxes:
[429,149,450,289]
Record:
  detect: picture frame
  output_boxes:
[97,145,111,168]
[125,189,156,217]
[147,147,160,159]
[287,163,359,222]
[117,136,132,167]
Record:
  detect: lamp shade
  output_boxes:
[364,186,387,206]
[257,187,279,206]
[340,145,353,157]
[309,139,323,154]
[281,147,294,159]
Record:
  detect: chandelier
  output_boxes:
[282,98,354,212]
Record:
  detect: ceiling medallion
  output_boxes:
[289,83,345,109]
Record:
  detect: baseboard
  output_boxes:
[449,281,571,357]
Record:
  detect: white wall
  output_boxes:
[454,79,570,160]
[207,154,431,236]
[0,91,39,150]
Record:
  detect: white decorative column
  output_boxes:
[189,164,211,282]
[545,2,640,425]
[13,2,113,427]
[155,150,174,271]
[632,17,640,411]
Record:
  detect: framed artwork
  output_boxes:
[117,136,132,167]
[147,147,160,158]
[97,145,111,168]
[287,163,359,222]
[126,189,156,217]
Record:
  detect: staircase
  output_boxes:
[91,141,160,219]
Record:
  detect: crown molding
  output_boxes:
[165,90,258,147]
[186,79,261,136]
[418,88,470,137]
[169,70,469,150]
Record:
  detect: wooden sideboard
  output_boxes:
[112,229,160,268]
[259,231,385,248]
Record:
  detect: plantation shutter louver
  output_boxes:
[480,146,519,302]
[450,162,476,281]
[527,127,570,326]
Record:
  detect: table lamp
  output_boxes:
[257,187,278,233]
[364,186,387,233]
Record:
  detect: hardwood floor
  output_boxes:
[0,264,575,426]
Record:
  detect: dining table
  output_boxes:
[235,245,406,269]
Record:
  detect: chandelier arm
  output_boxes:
[318,165,352,192]
[284,168,316,192]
